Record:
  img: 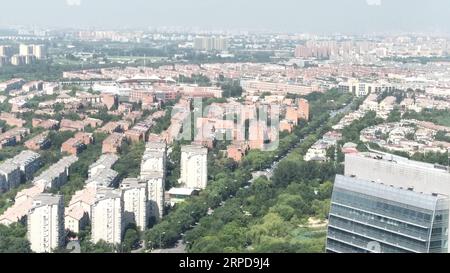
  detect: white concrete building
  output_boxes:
[0,159,21,193]
[11,150,42,181]
[27,194,64,253]
[179,145,208,190]
[140,141,167,220]
[65,187,96,234]
[140,141,167,179]
[65,204,89,234]
[145,173,165,220]
[120,178,148,231]
[91,188,123,245]
[32,155,78,190]
[88,154,119,178]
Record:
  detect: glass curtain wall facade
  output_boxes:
[326,175,449,253]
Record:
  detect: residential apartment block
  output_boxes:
[179,145,208,190]
[91,188,123,245]
[120,178,148,231]
[27,194,64,253]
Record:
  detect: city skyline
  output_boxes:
[1,0,450,34]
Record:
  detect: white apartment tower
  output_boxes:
[145,173,165,220]
[19,44,33,56]
[140,141,167,220]
[140,141,167,179]
[33,45,46,60]
[91,188,123,245]
[27,194,64,253]
[120,178,148,231]
[180,145,208,190]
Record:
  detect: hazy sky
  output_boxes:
[0,0,449,34]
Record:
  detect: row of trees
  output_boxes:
[144,89,354,251]
[183,91,351,252]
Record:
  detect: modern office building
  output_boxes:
[326,152,450,253]
[91,188,123,245]
[27,194,64,253]
[179,145,208,190]
[120,178,148,231]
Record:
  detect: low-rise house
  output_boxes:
[32,118,59,130]
[32,155,78,190]
[83,117,103,128]
[226,142,249,162]
[0,112,26,127]
[88,154,119,178]
[11,150,42,181]
[61,132,93,155]
[25,131,51,151]
[0,160,21,193]
[102,132,125,154]
[60,119,85,132]
[167,188,199,206]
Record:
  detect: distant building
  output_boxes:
[33,45,46,60]
[0,78,26,92]
[27,194,64,253]
[19,44,34,56]
[0,45,14,57]
[338,79,396,97]
[19,44,46,60]
[194,36,229,51]
[101,93,118,110]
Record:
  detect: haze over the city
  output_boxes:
[1,0,450,34]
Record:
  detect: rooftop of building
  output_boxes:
[89,154,119,171]
[348,151,450,175]
[94,188,121,202]
[181,144,208,154]
[334,174,449,211]
[120,177,146,189]
[86,168,118,188]
[31,193,61,208]
[168,187,198,196]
